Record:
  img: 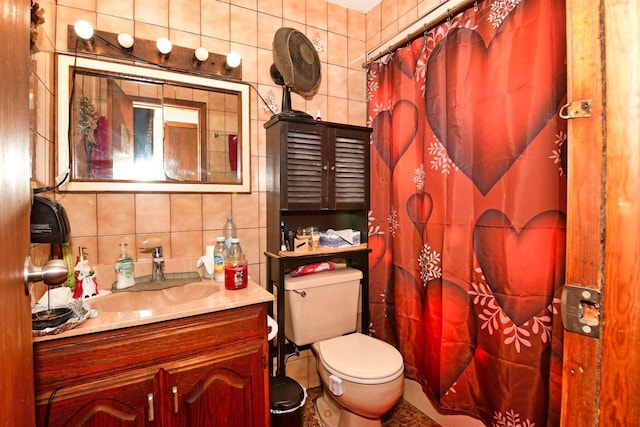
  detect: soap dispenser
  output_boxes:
[115,242,136,289]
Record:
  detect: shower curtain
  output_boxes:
[366,0,566,425]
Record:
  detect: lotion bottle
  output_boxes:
[115,242,136,289]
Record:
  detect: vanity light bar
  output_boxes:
[67,25,242,80]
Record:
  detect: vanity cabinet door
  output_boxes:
[170,341,267,426]
[35,373,154,427]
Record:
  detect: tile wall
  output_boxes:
[30,0,451,392]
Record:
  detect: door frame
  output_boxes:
[562,0,640,425]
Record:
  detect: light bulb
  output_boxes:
[194,47,209,62]
[74,20,94,41]
[117,33,134,49]
[226,52,241,69]
[156,37,172,55]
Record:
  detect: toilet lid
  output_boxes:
[317,333,404,384]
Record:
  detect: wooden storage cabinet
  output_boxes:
[265,116,372,255]
[34,304,269,427]
[265,116,370,212]
[264,116,372,375]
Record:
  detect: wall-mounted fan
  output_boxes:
[270,27,321,118]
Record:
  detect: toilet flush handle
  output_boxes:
[292,289,306,297]
[329,375,344,396]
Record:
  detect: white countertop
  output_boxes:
[33,280,273,342]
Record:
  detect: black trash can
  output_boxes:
[270,376,306,427]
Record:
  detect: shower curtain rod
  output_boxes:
[362,0,474,67]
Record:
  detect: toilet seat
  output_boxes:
[317,333,404,384]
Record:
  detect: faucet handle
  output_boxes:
[141,246,163,259]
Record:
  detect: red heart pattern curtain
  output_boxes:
[366,0,566,425]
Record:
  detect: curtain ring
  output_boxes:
[446,9,451,24]
[474,0,478,12]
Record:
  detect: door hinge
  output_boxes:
[561,284,601,338]
[559,100,592,119]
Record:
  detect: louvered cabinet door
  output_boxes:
[283,128,326,210]
[331,128,369,210]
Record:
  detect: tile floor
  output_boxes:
[300,386,440,427]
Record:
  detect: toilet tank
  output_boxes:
[284,267,362,346]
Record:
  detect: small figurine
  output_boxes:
[73,259,99,299]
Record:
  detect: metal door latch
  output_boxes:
[559,100,592,119]
[561,284,601,338]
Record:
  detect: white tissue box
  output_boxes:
[319,229,360,248]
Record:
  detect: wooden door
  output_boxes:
[0,0,37,424]
[562,0,640,425]
[164,121,199,181]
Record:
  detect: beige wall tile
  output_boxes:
[96,14,134,35]
[170,230,203,258]
[97,0,133,20]
[328,32,348,66]
[365,3,381,39]
[327,96,348,123]
[170,194,203,232]
[327,64,348,99]
[328,2,348,36]
[399,0,418,17]
[347,68,366,103]
[201,1,230,40]
[283,0,305,24]
[230,5,258,47]
[348,37,365,69]
[258,0,282,17]
[258,13,283,50]
[136,193,170,234]
[58,0,96,10]
[97,193,135,235]
[380,0,399,31]
[348,9,366,41]
[134,0,168,27]
[307,0,328,31]
[202,194,232,230]
[169,0,200,33]
[57,193,98,237]
[231,192,260,229]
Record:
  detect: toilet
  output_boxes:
[284,267,405,427]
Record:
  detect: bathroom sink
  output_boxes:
[112,271,202,292]
[90,282,220,313]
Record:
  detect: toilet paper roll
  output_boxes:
[267,315,278,341]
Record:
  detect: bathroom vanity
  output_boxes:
[32,281,272,427]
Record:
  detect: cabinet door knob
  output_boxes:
[147,393,155,422]
[172,386,179,414]
[323,164,328,171]
[330,165,336,171]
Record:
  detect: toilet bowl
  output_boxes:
[312,333,405,427]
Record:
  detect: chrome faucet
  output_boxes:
[141,246,165,282]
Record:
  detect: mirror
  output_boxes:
[56,54,250,192]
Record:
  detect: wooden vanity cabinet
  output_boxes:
[33,304,269,427]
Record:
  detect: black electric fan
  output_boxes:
[270,27,321,119]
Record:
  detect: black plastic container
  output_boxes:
[270,376,305,427]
